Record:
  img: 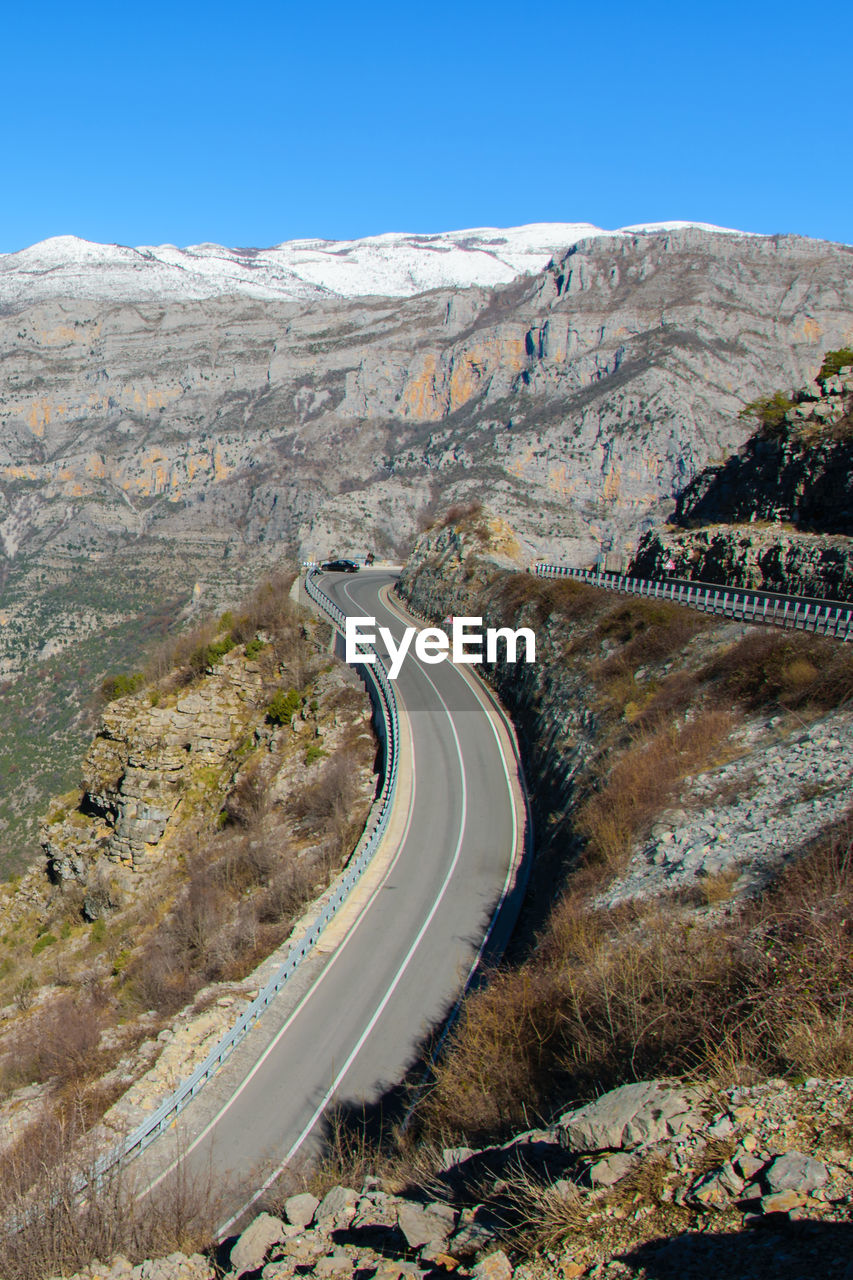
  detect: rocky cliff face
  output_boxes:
[631,525,853,601]
[0,226,851,868]
[41,645,266,884]
[672,363,852,532]
[630,360,853,598]
[0,228,850,622]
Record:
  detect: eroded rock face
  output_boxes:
[630,525,853,601]
[630,364,853,598]
[0,230,851,674]
[673,366,853,535]
[41,647,264,877]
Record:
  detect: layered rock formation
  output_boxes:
[0,224,851,865]
[41,645,266,881]
[630,358,853,598]
[0,228,851,655]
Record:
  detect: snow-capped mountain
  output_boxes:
[0,221,748,306]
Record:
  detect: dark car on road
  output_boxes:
[321,558,360,573]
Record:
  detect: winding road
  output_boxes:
[135,570,527,1233]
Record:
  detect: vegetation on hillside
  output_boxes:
[0,571,376,1256]
[738,346,853,441]
[320,550,853,1194]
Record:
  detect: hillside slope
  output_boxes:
[0,228,850,864]
[631,351,853,597]
[0,576,377,1236]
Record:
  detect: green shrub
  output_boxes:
[191,634,236,670]
[32,932,57,956]
[101,671,145,702]
[739,391,794,434]
[90,918,106,943]
[304,743,327,766]
[267,688,300,725]
[244,634,265,659]
[818,347,853,380]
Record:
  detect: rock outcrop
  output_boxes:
[0,229,851,673]
[630,524,853,601]
[53,1075,853,1280]
[630,359,853,598]
[2,227,851,869]
[43,648,265,880]
[672,362,853,534]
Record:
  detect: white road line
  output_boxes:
[138,652,418,1201]
[146,570,518,1241]
[376,585,524,1109]
[216,622,470,1237]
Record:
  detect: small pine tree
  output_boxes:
[818,348,853,381]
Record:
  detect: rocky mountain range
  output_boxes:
[0,220,850,865]
[0,221,739,306]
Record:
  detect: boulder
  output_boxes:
[558,1081,706,1152]
[688,1162,743,1209]
[351,1192,399,1231]
[760,1189,806,1215]
[449,1209,499,1258]
[283,1191,320,1228]
[229,1213,287,1277]
[314,1254,355,1277]
[397,1202,454,1251]
[586,1151,638,1187]
[763,1152,829,1195]
[314,1185,359,1229]
[471,1251,513,1280]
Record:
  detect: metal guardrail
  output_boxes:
[85,572,399,1184]
[534,565,853,642]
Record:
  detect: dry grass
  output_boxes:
[485,573,606,631]
[702,629,853,713]
[0,1108,220,1280]
[413,813,853,1145]
[596,599,711,668]
[505,1171,589,1253]
[122,744,371,1017]
[575,709,734,870]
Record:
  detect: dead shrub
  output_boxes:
[0,1107,220,1280]
[210,829,277,894]
[0,994,108,1095]
[256,860,315,924]
[703,629,853,712]
[629,668,703,733]
[441,501,483,528]
[575,709,734,869]
[290,754,362,850]
[488,573,604,630]
[223,765,272,829]
[417,813,853,1146]
[596,599,710,667]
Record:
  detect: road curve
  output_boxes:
[136,569,526,1233]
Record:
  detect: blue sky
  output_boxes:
[1,0,849,253]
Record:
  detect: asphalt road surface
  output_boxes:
[137,569,525,1233]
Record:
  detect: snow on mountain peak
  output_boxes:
[0,221,753,307]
